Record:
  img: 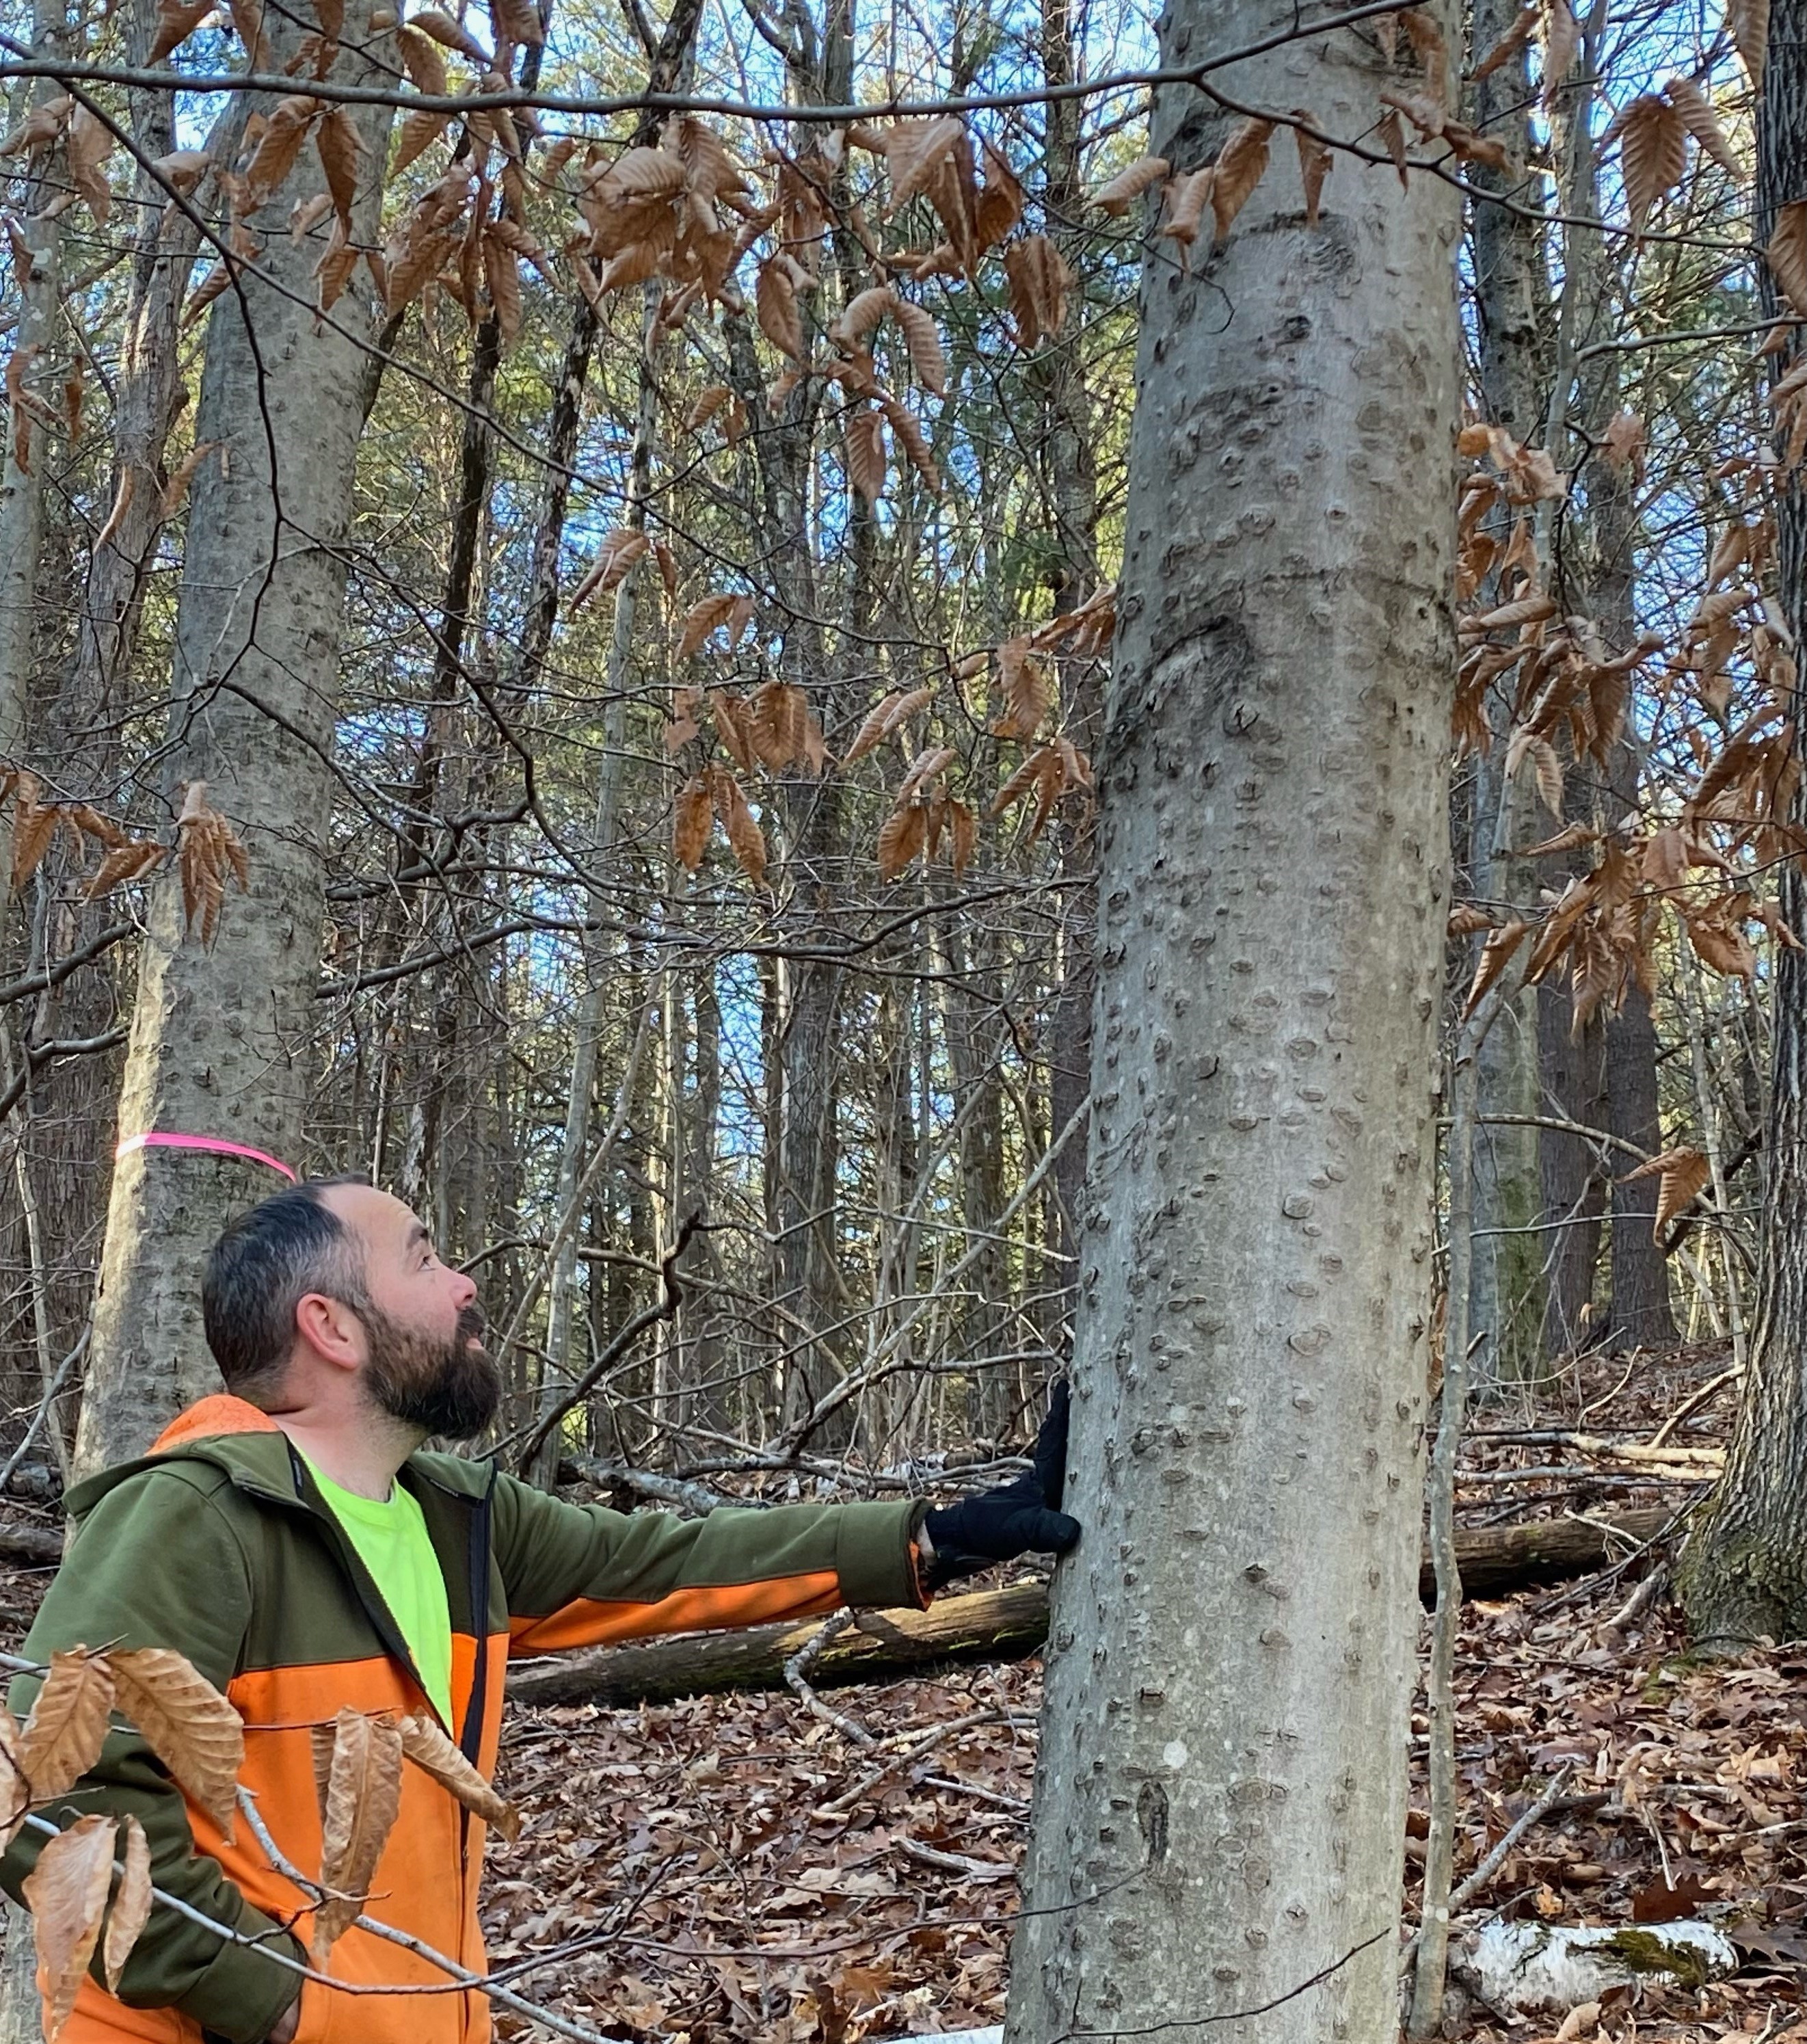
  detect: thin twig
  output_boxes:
[1399,1768,1577,1974]
[782,1608,876,1748]
[0,1325,85,1498]
[505,1211,701,1473]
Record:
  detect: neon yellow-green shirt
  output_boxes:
[304,1459,454,1728]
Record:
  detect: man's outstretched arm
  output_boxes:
[496,1383,1080,1654]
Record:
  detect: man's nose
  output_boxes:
[450,1266,478,1311]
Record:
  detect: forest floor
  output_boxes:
[0,1341,1801,2043]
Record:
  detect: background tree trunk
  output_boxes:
[1465,0,1550,1388]
[1678,0,1807,1644]
[73,10,400,1477]
[1002,8,1459,2037]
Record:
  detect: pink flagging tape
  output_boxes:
[115,1132,297,1183]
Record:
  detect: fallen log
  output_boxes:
[507,1506,1676,1708]
[0,1521,60,1565]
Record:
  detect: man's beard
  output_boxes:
[362,1301,501,1440]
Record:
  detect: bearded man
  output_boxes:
[0,1176,1078,2044]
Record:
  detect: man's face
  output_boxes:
[321,1186,501,1439]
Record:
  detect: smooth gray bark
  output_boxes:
[1003,10,1460,2039]
[75,10,400,1476]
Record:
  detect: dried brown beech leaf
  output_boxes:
[407,6,491,61]
[1770,200,1807,317]
[1523,731,1564,816]
[1687,895,1760,980]
[843,691,905,767]
[945,795,977,877]
[316,107,363,228]
[1613,94,1687,235]
[148,0,212,61]
[1090,154,1168,215]
[570,529,650,612]
[1291,118,1332,225]
[746,681,807,771]
[0,96,68,161]
[1619,1144,1713,1235]
[66,107,113,226]
[1518,821,1598,858]
[151,147,211,194]
[1211,118,1272,241]
[889,294,946,394]
[394,107,449,175]
[879,396,939,494]
[755,259,803,360]
[83,838,165,904]
[488,0,542,48]
[897,744,955,805]
[244,94,321,211]
[394,19,449,92]
[1004,235,1071,347]
[676,592,745,659]
[313,220,358,313]
[399,1715,520,1840]
[708,765,766,884]
[314,1709,404,1956]
[975,140,1023,249]
[883,685,935,737]
[877,801,928,880]
[20,1651,115,1803]
[846,406,886,505]
[481,229,521,345]
[1728,0,1769,84]
[109,1647,245,1840]
[1470,3,1537,81]
[665,685,703,754]
[1157,166,1213,258]
[1463,916,1531,1019]
[673,773,711,871]
[710,693,757,775]
[9,770,57,892]
[176,780,249,945]
[1377,106,1409,186]
[102,1816,152,1995]
[67,804,126,850]
[1601,409,1645,479]
[685,384,732,432]
[1541,0,1579,104]
[1462,590,1559,635]
[1400,6,1447,101]
[26,1814,116,2043]
[991,639,1049,741]
[1663,75,1739,178]
[881,115,967,215]
[1447,901,1497,938]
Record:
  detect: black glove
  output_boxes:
[920,1379,1080,1591]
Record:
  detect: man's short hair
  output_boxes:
[202,1175,371,1402]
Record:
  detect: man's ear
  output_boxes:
[293,1292,364,1372]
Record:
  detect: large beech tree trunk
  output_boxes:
[1678,0,1807,1643]
[73,11,399,1478]
[1002,10,1460,2038]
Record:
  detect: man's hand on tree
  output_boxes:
[919,1379,1080,1591]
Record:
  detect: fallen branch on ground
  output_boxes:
[508,1508,1677,1708]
